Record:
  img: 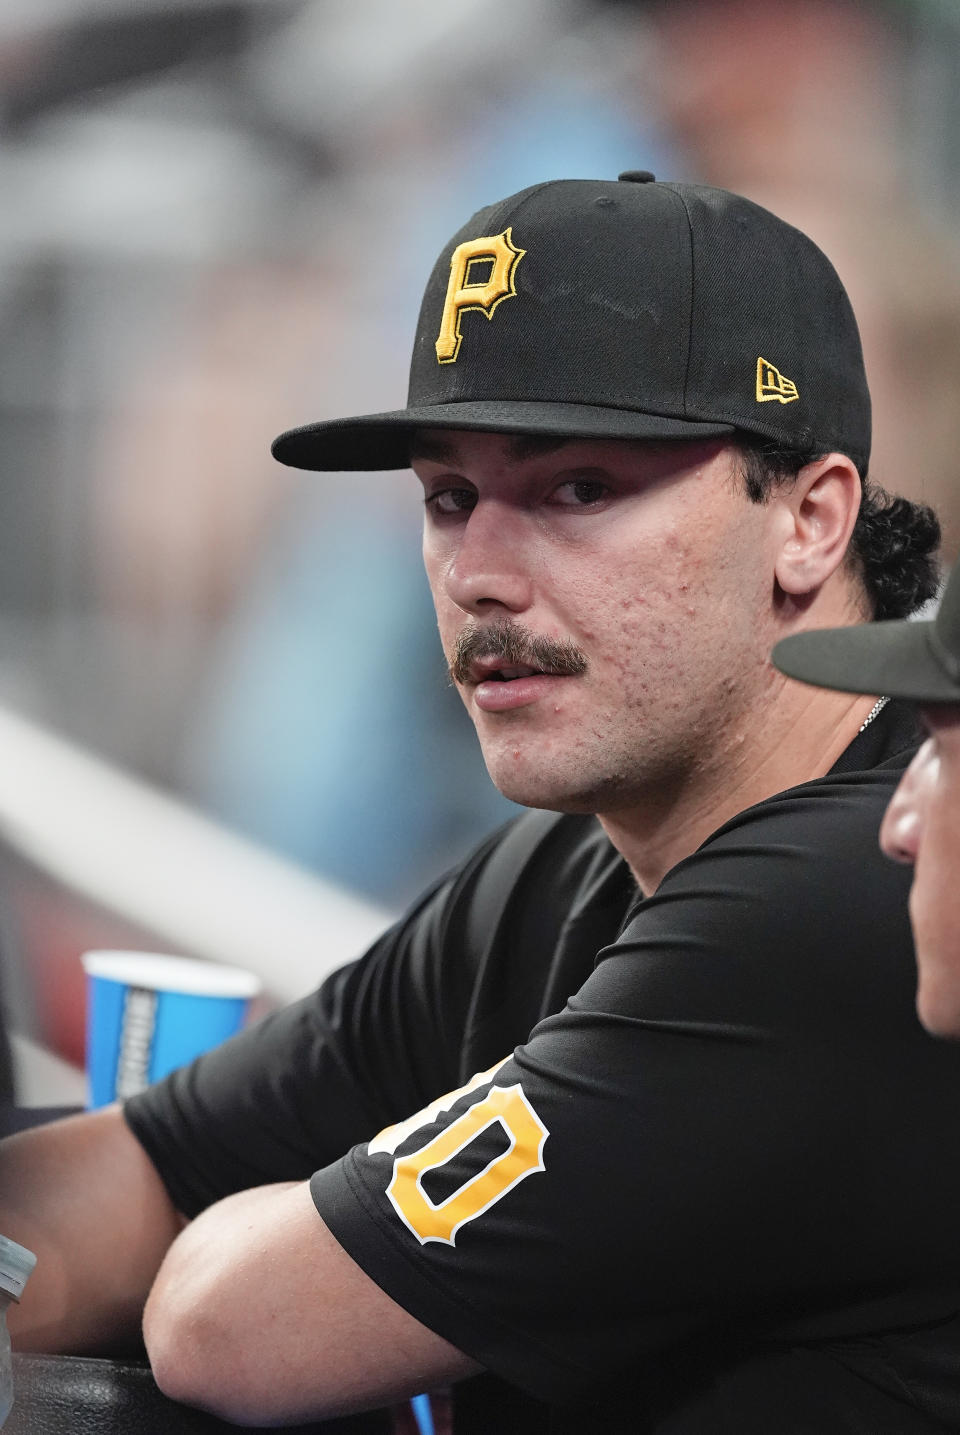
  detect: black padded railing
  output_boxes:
[8,1353,392,1435]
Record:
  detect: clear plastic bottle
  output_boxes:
[0,1237,35,1429]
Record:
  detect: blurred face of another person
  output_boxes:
[880,704,960,1036]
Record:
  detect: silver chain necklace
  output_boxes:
[858,695,889,734]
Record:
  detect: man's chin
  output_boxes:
[486,765,610,816]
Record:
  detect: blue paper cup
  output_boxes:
[81,950,262,1108]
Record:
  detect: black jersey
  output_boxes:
[126,702,960,1433]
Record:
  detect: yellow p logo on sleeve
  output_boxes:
[435,228,526,364]
[386,1083,548,1246]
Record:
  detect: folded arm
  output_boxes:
[143,1180,482,1426]
[0,1104,185,1354]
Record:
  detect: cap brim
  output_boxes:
[271,401,737,471]
[772,620,960,704]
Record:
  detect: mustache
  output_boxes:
[449,619,588,685]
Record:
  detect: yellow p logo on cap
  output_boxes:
[435,228,525,364]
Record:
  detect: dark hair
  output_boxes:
[736,437,941,621]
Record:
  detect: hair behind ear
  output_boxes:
[849,484,941,619]
[737,437,941,618]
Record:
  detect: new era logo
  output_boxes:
[756,357,799,404]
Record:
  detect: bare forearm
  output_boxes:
[0,1105,183,1354]
[145,1181,479,1425]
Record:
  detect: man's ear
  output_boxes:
[773,453,861,597]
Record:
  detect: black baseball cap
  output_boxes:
[772,561,960,705]
[272,171,871,473]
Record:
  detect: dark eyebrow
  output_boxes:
[408,430,573,465]
[507,434,572,461]
[408,432,459,464]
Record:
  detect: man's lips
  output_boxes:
[472,670,571,713]
[463,650,586,714]
[465,656,563,684]
[449,619,588,689]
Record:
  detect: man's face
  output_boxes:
[880,703,960,1037]
[414,430,780,816]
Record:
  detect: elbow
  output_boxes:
[142,1292,206,1411]
[144,1286,257,1424]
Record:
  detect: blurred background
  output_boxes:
[0,0,959,1096]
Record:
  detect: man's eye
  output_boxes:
[426,488,476,516]
[551,478,609,507]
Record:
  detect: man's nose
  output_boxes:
[880,739,937,864]
[443,502,534,616]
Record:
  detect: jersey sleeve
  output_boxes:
[311,772,960,1404]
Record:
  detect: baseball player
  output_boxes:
[4,174,960,1435]
[775,555,960,1039]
